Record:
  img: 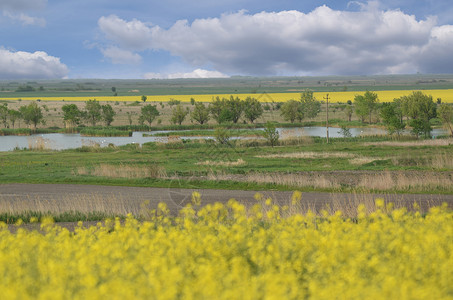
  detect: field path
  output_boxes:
[1,183,452,215]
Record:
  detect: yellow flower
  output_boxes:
[191,191,202,206]
[291,190,302,205]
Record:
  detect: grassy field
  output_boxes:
[2,74,453,98]
[1,136,452,194]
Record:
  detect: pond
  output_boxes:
[0,127,448,152]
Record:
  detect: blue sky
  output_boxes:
[1,0,452,79]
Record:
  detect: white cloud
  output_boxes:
[101,46,142,65]
[98,3,453,75]
[2,11,45,26]
[98,15,155,51]
[0,48,68,79]
[418,25,453,73]
[144,69,229,79]
[0,0,47,26]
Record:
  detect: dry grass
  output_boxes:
[365,138,453,147]
[257,151,355,159]
[75,164,166,179]
[27,136,51,151]
[278,136,314,146]
[430,152,453,169]
[327,192,445,217]
[357,171,453,191]
[201,169,453,193]
[246,191,446,219]
[257,151,380,166]
[1,188,447,221]
[197,158,246,167]
[207,172,341,189]
[0,194,139,216]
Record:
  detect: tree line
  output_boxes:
[353,91,453,138]
[1,91,453,138]
[138,95,267,127]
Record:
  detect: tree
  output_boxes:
[243,97,263,123]
[20,102,44,130]
[280,100,301,123]
[300,90,321,119]
[191,102,210,125]
[0,104,8,128]
[168,99,181,106]
[101,104,116,126]
[141,95,147,102]
[208,97,225,124]
[126,112,133,126]
[438,103,453,136]
[84,99,102,126]
[171,104,188,125]
[62,104,83,129]
[380,102,405,135]
[339,126,352,138]
[139,104,160,126]
[225,96,244,123]
[354,91,379,123]
[401,91,437,138]
[214,127,230,145]
[8,109,21,128]
[263,122,279,147]
[345,105,354,122]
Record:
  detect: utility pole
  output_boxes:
[324,94,329,143]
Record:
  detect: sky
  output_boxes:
[1,0,453,79]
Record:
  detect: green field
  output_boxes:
[1,136,452,194]
[2,74,453,98]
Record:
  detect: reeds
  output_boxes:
[80,128,132,137]
[257,151,355,159]
[27,136,50,151]
[430,152,453,169]
[197,158,246,167]
[365,138,453,147]
[0,193,137,217]
[0,128,32,136]
[204,170,453,193]
[76,163,166,179]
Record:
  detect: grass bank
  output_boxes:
[1,136,453,194]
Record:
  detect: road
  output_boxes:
[1,183,452,216]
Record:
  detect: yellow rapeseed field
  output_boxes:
[9,89,453,103]
[0,196,452,299]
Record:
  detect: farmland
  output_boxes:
[2,74,453,101]
[1,198,452,299]
[5,89,453,103]
[1,75,453,299]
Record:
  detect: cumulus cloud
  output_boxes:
[98,3,453,75]
[101,46,142,65]
[143,69,229,79]
[0,0,47,26]
[418,25,453,73]
[0,48,68,79]
[98,15,155,51]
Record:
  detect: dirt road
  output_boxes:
[1,183,452,215]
